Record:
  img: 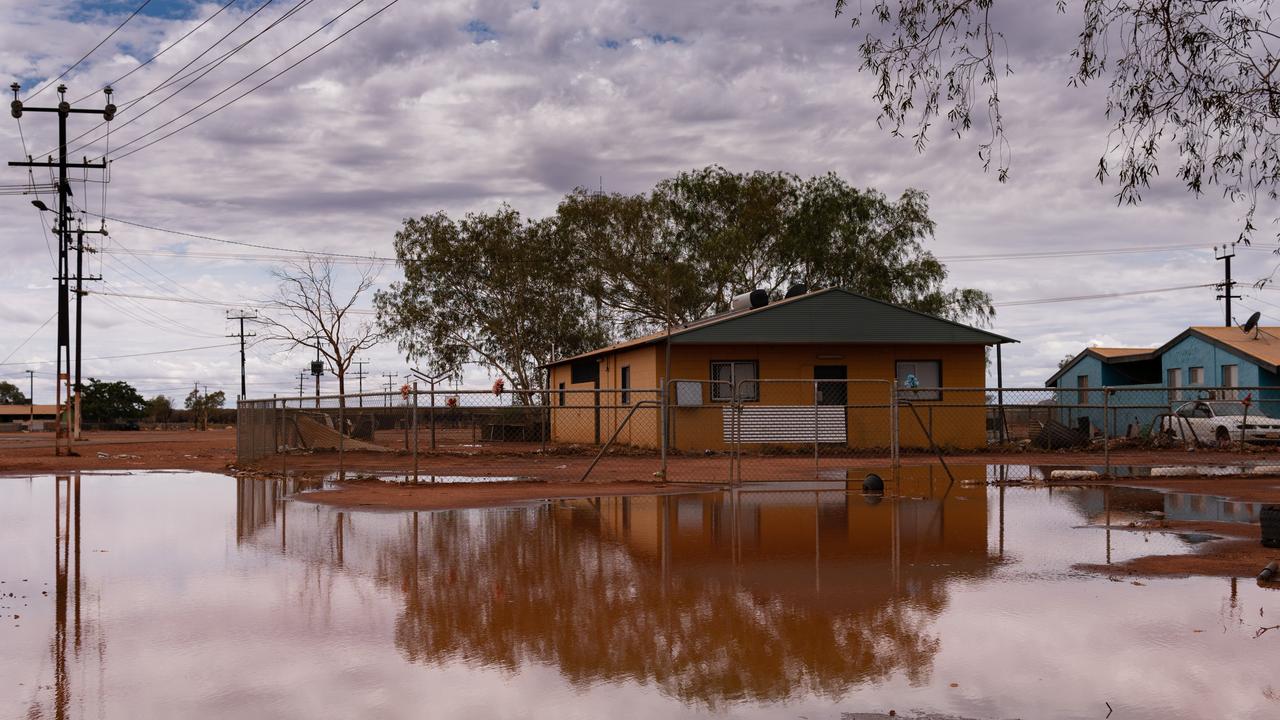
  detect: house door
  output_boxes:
[814,366,847,405]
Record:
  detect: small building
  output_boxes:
[545,288,1015,452]
[0,404,59,432]
[1047,325,1280,432]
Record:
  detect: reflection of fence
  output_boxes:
[236,382,1280,479]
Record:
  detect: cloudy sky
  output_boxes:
[0,0,1275,403]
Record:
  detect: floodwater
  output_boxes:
[1,472,1277,720]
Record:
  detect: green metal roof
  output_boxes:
[668,288,1015,346]
[547,288,1015,366]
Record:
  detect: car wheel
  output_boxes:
[1215,426,1232,448]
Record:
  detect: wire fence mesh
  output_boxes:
[236,382,1280,480]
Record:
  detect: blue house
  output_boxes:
[1046,326,1280,434]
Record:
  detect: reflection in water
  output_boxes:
[4,470,1277,719]
[238,469,996,706]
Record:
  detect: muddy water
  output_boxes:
[1,473,1276,720]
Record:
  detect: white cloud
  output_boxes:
[0,0,1267,400]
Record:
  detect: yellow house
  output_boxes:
[545,287,1015,451]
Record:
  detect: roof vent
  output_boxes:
[731,289,769,312]
[784,283,808,299]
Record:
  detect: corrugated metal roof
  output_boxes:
[547,288,1015,366]
[1089,347,1156,359]
[1044,346,1158,387]
[1175,326,1280,372]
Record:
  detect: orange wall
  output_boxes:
[550,342,989,450]
[549,344,662,448]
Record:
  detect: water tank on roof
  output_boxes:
[730,289,769,312]
[784,283,809,298]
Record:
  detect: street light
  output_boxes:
[31,199,51,212]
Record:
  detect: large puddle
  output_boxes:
[1,472,1277,719]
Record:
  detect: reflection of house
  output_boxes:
[1047,326,1280,431]
[234,470,998,706]
[545,288,1015,451]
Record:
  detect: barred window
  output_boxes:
[710,361,758,402]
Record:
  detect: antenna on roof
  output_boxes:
[1241,310,1262,338]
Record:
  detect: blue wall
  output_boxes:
[1160,335,1280,416]
[1052,354,1167,434]
[1052,336,1280,426]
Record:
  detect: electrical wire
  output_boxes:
[103,0,370,160]
[14,117,58,270]
[992,284,1214,307]
[111,0,404,161]
[23,1,155,102]
[53,0,292,156]
[70,0,241,104]
[0,342,238,367]
[82,210,392,260]
[0,312,58,365]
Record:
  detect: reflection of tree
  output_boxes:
[230,479,994,708]
[378,502,955,707]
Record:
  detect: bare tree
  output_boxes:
[259,258,381,404]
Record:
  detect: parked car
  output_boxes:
[1161,401,1280,445]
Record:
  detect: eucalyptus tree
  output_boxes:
[374,206,610,395]
[832,0,1280,243]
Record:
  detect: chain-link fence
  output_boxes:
[237,382,1280,480]
[237,387,662,477]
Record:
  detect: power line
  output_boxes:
[112,0,405,161]
[992,284,1214,308]
[23,0,155,102]
[0,341,238,367]
[54,0,295,156]
[0,312,57,366]
[70,0,242,104]
[83,210,392,260]
[92,0,345,160]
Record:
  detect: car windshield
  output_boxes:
[1205,402,1249,416]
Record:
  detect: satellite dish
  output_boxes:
[1242,311,1261,335]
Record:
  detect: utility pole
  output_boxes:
[383,372,396,407]
[309,336,324,408]
[353,359,369,407]
[225,309,258,399]
[9,83,115,455]
[72,220,104,442]
[1217,243,1241,327]
[297,371,305,397]
[26,369,34,426]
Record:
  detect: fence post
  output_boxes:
[890,382,899,473]
[429,379,437,451]
[1103,387,1110,476]
[281,399,288,479]
[660,379,668,480]
[412,381,419,484]
[813,379,820,480]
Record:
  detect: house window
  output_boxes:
[558,382,565,406]
[710,361,758,402]
[1189,366,1204,385]
[1167,368,1182,403]
[620,366,631,405]
[570,359,598,384]
[1077,374,1090,405]
[896,360,941,401]
[1222,364,1238,388]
